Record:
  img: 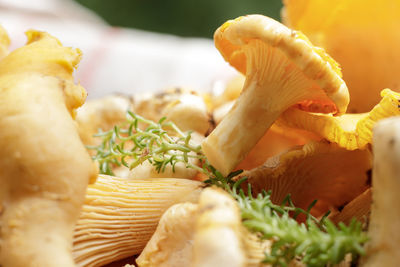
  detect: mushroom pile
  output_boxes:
[1,1,400,267]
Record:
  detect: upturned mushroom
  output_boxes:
[202,15,349,175]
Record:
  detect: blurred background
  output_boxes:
[0,0,283,98]
[74,0,283,38]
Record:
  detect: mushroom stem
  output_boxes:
[203,41,314,175]
[361,117,400,266]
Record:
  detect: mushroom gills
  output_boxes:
[73,175,203,267]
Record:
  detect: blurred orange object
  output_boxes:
[282,0,400,113]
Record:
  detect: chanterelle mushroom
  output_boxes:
[202,15,349,175]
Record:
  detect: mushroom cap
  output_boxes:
[214,14,349,115]
[278,89,400,150]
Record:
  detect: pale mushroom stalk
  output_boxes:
[202,15,349,176]
[361,117,400,266]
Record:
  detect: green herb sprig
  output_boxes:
[205,168,368,267]
[89,111,207,176]
[90,111,368,267]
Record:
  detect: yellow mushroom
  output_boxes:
[73,175,203,267]
[0,30,97,266]
[76,94,134,147]
[134,88,211,136]
[236,141,371,216]
[278,89,400,150]
[202,15,349,176]
[282,0,400,113]
[361,117,400,266]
